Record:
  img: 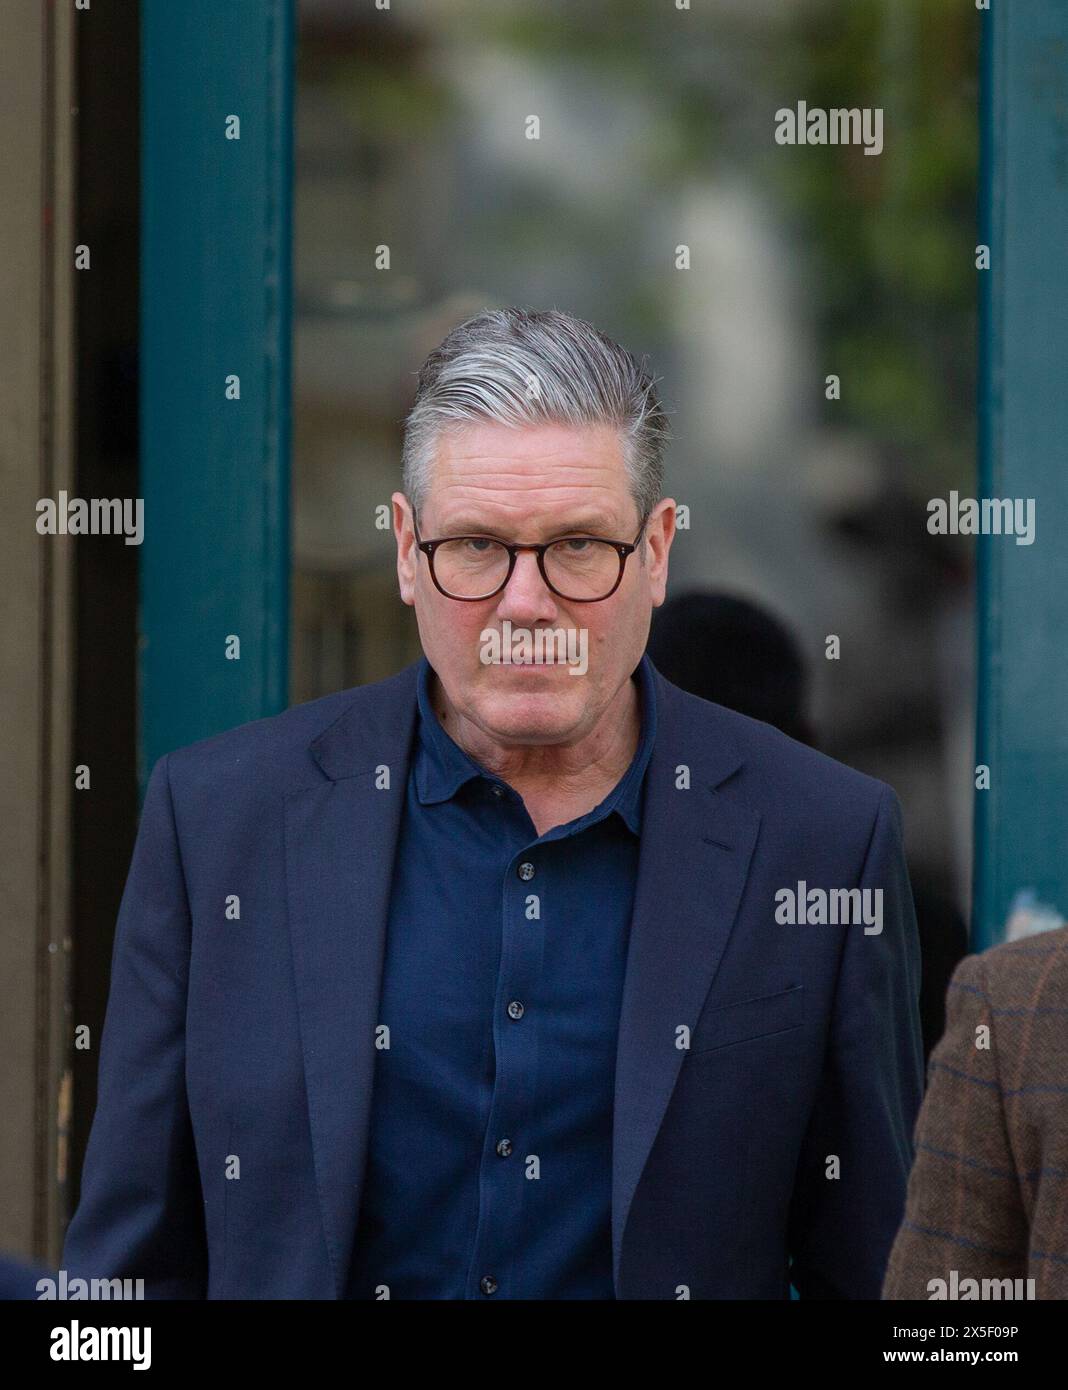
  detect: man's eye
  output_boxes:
[560,538,592,552]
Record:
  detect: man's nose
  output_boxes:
[495,549,558,622]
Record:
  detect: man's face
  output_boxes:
[394,419,674,747]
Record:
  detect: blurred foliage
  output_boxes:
[763,0,979,490]
[466,0,979,490]
[299,23,459,142]
[301,0,978,490]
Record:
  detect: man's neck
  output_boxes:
[430,672,642,836]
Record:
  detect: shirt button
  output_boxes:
[517,861,535,881]
[491,785,505,799]
[496,1138,513,1157]
[507,999,525,1020]
[480,1275,499,1296]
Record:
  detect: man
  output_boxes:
[0,1253,54,1300]
[64,306,922,1299]
[883,924,1068,1300]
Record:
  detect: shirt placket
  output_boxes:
[466,826,546,1299]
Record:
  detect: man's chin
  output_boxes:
[474,681,588,744]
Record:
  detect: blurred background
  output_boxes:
[12,0,1068,1285]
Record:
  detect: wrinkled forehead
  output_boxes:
[421,419,636,532]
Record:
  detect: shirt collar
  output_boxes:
[414,652,658,835]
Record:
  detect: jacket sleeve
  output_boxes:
[787,785,925,1298]
[62,754,208,1298]
[881,949,1029,1298]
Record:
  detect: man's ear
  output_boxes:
[393,492,417,607]
[644,498,676,606]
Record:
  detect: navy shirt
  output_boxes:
[346,654,658,1300]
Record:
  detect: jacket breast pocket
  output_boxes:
[685,984,804,1056]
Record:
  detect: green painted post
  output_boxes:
[139,0,294,788]
[975,0,1068,948]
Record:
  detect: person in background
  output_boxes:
[883,923,1068,1299]
[647,590,967,1066]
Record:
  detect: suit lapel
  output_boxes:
[612,674,761,1295]
[283,663,420,1297]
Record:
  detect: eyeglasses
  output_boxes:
[412,515,647,602]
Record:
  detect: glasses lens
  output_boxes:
[544,538,620,599]
[433,537,511,598]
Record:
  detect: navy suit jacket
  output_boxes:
[0,1254,53,1300]
[63,659,923,1299]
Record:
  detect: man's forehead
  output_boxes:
[424,423,633,530]
[426,481,633,534]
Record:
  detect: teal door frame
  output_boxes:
[139,0,294,788]
[975,1,1068,948]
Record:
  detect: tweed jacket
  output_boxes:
[883,924,1068,1299]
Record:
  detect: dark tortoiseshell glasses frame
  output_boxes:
[411,514,648,602]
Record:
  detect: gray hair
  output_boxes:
[401,307,670,523]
